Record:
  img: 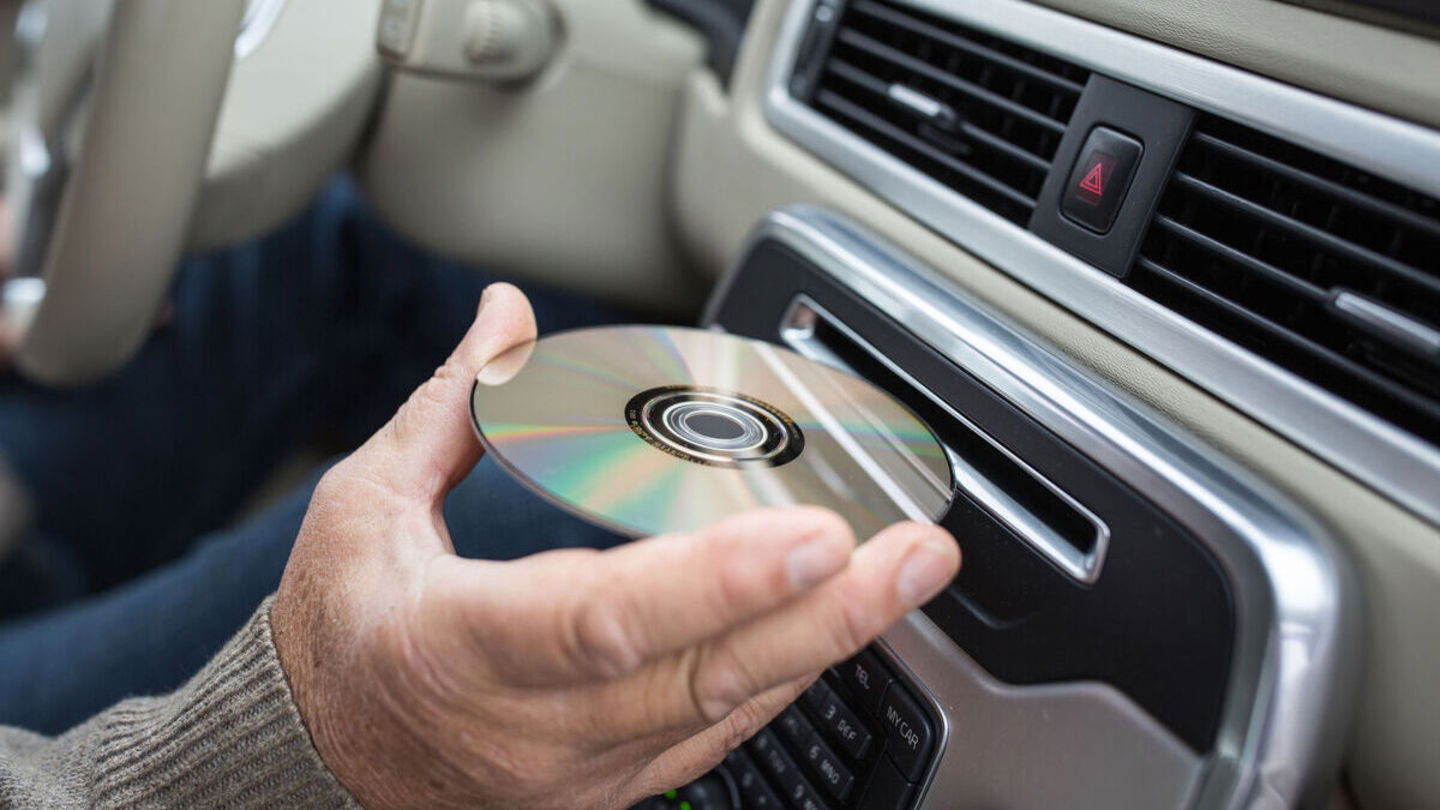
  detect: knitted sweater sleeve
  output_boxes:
[0,597,358,809]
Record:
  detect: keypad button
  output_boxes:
[801,678,834,714]
[877,684,935,781]
[776,705,815,748]
[811,687,873,760]
[782,777,832,810]
[799,733,854,801]
[727,750,782,810]
[854,754,916,810]
[680,772,737,810]
[749,730,805,799]
[839,650,895,718]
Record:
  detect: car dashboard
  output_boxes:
[312,0,1440,805]
[2,0,1436,807]
[627,0,1438,807]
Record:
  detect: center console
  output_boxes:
[639,207,1358,809]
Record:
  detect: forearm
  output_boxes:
[0,598,356,809]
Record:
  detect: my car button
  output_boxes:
[878,683,935,781]
[1062,126,1143,234]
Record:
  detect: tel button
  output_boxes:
[838,649,894,718]
[878,683,934,781]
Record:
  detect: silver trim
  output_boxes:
[707,208,1360,809]
[780,294,1112,583]
[1332,292,1440,356]
[885,84,955,129]
[235,0,290,59]
[762,0,1440,528]
[883,611,1202,809]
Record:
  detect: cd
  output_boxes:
[470,325,953,539]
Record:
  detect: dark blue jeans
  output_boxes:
[0,178,626,734]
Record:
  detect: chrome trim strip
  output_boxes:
[780,294,1112,583]
[1332,292,1440,356]
[708,208,1360,809]
[762,0,1440,528]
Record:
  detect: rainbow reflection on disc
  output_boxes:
[470,325,952,539]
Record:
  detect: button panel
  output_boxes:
[637,645,938,810]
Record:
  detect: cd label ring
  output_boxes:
[626,386,805,468]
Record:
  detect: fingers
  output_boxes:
[356,283,537,500]
[631,675,816,800]
[659,521,957,727]
[430,507,857,686]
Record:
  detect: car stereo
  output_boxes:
[637,207,1357,809]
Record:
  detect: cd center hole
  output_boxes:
[682,410,748,441]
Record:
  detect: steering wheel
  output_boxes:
[4,0,248,385]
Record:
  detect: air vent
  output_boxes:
[796,0,1089,225]
[1135,115,1440,443]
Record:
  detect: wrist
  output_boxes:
[271,586,469,810]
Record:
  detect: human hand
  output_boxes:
[270,283,962,809]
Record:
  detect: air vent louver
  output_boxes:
[801,0,1090,225]
[1135,115,1440,443]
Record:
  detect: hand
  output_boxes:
[270,283,962,809]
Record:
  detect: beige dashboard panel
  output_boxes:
[669,0,1440,807]
[1027,0,1440,130]
[357,0,710,315]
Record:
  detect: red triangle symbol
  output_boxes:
[1079,162,1105,196]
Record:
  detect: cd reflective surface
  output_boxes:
[470,326,952,539]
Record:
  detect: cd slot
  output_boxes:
[781,296,1110,583]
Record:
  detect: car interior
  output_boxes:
[1,0,1438,808]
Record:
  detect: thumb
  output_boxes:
[356,283,537,501]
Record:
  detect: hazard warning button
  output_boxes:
[1062,126,1142,234]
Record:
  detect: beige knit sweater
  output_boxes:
[0,599,359,808]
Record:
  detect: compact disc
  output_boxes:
[470,325,952,539]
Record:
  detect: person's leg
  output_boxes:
[0,176,632,611]
[0,180,386,601]
[0,455,624,734]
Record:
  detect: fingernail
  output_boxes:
[787,536,849,591]
[897,538,955,607]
